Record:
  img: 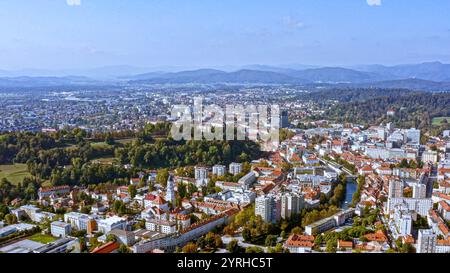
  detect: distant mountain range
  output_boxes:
[1,61,450,91]
[0,76,103,88]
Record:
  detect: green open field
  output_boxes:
[115,138,136,144]
[90,157,118,165]
[432,117,450,126]
[28,233,57,244]
[90,142,113,148]
[0,164,33,185]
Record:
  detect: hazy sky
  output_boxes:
[1,0,450,70]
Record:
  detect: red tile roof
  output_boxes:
[39,185,70,193]
[440,200,450,212]
[91,242,120,253]
[338,240,353,249]
[365,230,387,243]
[285,234,315,248]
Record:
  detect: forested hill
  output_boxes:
[324,92,450,134]
[0,124,262,203]
[301,88,418,103]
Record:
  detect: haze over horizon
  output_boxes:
[1,0,450,71]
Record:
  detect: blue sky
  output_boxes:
[0,0,449,70]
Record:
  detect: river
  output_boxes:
[342,181,357,209]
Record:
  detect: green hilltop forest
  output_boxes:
[322,91,450,135]
[0,123,261,204]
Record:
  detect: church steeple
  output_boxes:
[165,174,176,205]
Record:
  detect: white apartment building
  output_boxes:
[51,221,72,238]
[305,209,355,235]
[255,194,280,223]
[422,150,438,163]
[412,183,427,199]
[391,204,413,238]
[386,198,433,217]
[15,205,56,223]
[97,216,127,234]
[406,128,421,144]
[280,192,304,220]
[212,165,226,177]
[238,172,256,189]
[229,163,243,175]
[194,166,208,180]
[64,212,92,230]
[388,180,404,198]
[255,195,272,223]
[436,240,450,253]
[417,229,436,253]
[145,219,177,234]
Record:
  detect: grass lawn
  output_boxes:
[91,157,117,165]
[432,117,450,126]
[0,164,33,185]
[115,138,136,145]
[91,142,113,148]
[28,233,57,244]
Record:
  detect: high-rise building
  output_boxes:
[255,195,272,223]
[392,203,413,238]
[212,165,226,177]
[377,127,386,141]
[280,110,289,129]
[406,128,421,144]
[417,229,437,253]
[272,196,281,224]
[255,194,280,223]
[194,166,208,180]
[388,180,403,198]
[281,192,303,220]
[412,183,427,199]
[165,175,176,205]
[229,162,243,175]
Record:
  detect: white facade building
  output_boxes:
[51,221,72,238]
[194,167,208,180]
[406,128,421,144]
[64,212,92,230]
[388,180,404,198]
[255,195,280,223]
[412,183,427,199]
[238,172,256,189]
[422,150,438,163]
[212,165,226,177]
[97,216,127,234]
[417,229,436,253]
[229,163,243,175]
[386,198,433,217]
